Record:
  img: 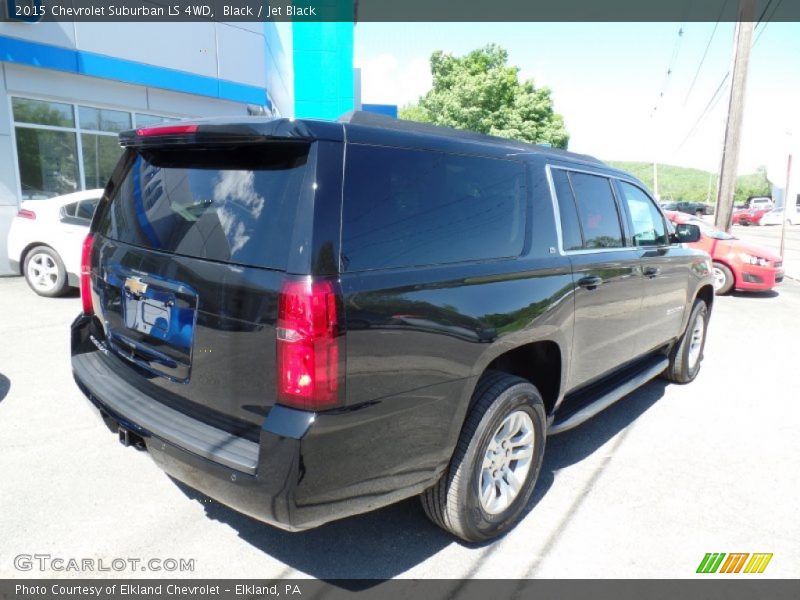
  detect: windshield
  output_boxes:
[688,218,735,240]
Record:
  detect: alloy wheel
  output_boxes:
[479,410,534,515]
[27,253,59,292]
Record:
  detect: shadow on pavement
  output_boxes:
[730,289,779,299]
[172,378,667,581]
[172,478,451,582]
[0,374,9,402]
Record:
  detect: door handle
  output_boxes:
[578,275,603,290]
[643,266,661,278]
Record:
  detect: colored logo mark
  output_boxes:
[696,553,773,574]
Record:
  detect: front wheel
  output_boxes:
[663,299,709,384]
[421,371,546,542]
[712,262,734,295]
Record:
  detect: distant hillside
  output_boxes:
[607,161,771,204]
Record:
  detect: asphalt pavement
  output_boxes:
[0,273,798,579]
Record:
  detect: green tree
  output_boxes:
[734,165,771,205]
[400,44,569,148]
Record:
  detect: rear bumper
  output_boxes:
[71,314,440,531]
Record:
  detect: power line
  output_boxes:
[649,24,686,119]
[755,0,776,25]
[676,72,730,151]
[754,0,784,46]
[683,0,729,106]
[675,0,781,152]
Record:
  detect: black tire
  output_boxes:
[23,245,69,298]
[664,299,709,384]
[421,371,546,542]
[712,261,734,295]
[695,209,704,217]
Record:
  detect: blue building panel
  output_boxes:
[292,22,354,121]
[362,104,399,118]
[0,35,270,107]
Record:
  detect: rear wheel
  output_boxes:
[23,246,68,297]
[421,371,546,542]
[711,262,734,295]
[664,299,709,383]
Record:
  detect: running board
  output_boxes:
[549,356,669,435]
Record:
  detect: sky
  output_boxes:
[354,21,800,180]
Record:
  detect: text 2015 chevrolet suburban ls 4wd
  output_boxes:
[71,112,713,542]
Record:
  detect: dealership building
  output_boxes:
[0,20,357,274]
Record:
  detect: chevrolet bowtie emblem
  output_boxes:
[124,277,148,296]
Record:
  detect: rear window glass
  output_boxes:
[96,144,309,269]
[342,145,526,271]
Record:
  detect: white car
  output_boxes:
[7,189,102,297]
[745,196,774,211]
[760,206,799,226]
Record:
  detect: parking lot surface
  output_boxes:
[1,274,798,579]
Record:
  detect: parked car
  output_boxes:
[742,196,773,210]
[72,114,713,543]
[732,207,771,226]
[760,206,799,226]
[665,211,783,294]
[7,189,102,297]
[660,201,714,217]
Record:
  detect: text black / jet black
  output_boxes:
[71,112,714,542]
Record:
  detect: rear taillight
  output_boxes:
[17,209,36,220]
[276,277,344,411]
[80,234,94,315]
[136,124,198,136]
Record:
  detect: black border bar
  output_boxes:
[3,0,799,23]
[3,580,800,600]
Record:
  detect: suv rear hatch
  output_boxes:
[88,130,316,441]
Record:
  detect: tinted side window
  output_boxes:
[77,198,99,221]
[618,182,667,246]
[61,202,78,218]
[569,172,623,249]
[551,169,583,251]
[342,145,526,271]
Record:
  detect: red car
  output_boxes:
[665,211,783,294]
[732,207,770,226]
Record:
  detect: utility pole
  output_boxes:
[780,153,792,259]
[714,0,756,231]
[653,161,659,200]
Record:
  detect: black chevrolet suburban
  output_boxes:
[71,112,713,542]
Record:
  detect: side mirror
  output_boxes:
[671,223,701,244]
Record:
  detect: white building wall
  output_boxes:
[0,21,296,274]
[0,64,251,275]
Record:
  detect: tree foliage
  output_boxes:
[399,44,569,149]
[608,161,772,205]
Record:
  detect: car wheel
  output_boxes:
[421,371,546,542]
[695,209,704,217]
[664,298,709,384]
[23,246,69,297]
[711,262,734,295]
